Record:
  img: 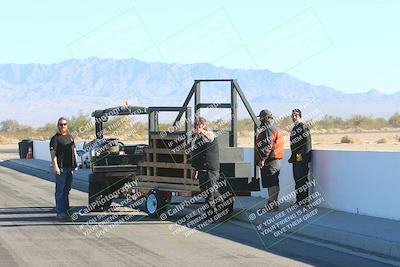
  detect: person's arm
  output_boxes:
[198,128,215,142]
[50,151,60,175]
[288,128,295,163]
[263,131,274,160]
[256,129,274,166]
[72,138,78,170]
[255,131,264,167]
[50,137,60,175]
[190,135,199,179]
[74,147,78,170]
[191,168,199,180]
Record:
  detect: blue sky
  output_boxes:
[0,0,399,94]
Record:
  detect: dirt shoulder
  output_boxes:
[238,130,400,152]
[1,130,399,159]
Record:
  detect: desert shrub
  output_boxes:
[36,122,57,139]
[68,112,93,138]
[389,113,400,128]
[341,135,359,144]
[316,115,345,129]
[275,116,293,131]
[0,120,33,133]
[377,137,389,144]
[237,119,255,132]
[0,135,7,144]
[345,115,385,130]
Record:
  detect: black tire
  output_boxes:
[145,189,166,218]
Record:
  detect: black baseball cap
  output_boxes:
[257,109,273,118]
[292,109,302,117]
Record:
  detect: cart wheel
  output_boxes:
[146,189,166,218]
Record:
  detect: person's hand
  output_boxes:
[257,160,264,167]
[194,127,203,135]
[296,153,303,162]
[54,167,61,176]
[192,169,199,180]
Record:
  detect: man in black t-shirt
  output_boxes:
[50,117,77,218]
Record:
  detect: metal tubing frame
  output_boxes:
[148,106,192,146]
[173,79,260,179]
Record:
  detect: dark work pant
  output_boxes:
[198,170,222,215]
[260,159,280,188]
[55,168,73,214]
[292,162,309,203]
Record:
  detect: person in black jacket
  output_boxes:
[191,117,222,220]
[289,109,312,205]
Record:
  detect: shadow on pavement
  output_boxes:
[0,161,393,267]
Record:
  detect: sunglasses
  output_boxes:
[59,123,67,126]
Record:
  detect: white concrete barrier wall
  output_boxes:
[244,148,400,221]
[33,140,84,162]
[312,150,400,221]
[32,140,51,161]
[245,148,296,201]
[32,141,399,220]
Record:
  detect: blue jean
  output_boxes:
[55,168,73,214]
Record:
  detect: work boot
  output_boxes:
[204,207,220,224]
[256,201,278,215]
[298,199,310,207]
[66,209,74,217]
[267,201,279,212]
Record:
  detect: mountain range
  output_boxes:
[0,57,398,126]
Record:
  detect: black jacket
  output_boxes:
[191,130,219,171]
[289,122,312,163]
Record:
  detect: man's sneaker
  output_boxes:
[56,213,66,219]
[298,200,310,207]
[66,210,74,217]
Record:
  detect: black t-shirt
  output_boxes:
[50,133,77,169]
